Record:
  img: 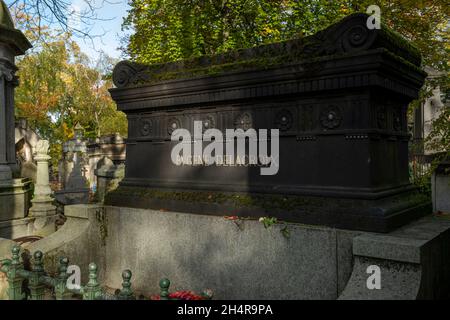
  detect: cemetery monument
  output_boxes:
[0,0,33,237]
[107,13,430,233]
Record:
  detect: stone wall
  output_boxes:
[21,204,450,300]
[102,206,358,299]
[28,204,358,299]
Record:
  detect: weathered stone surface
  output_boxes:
[95,157,124,202]
[339,215,450,299]
[0,1,32,233]
[0,178,32,222]
[432,158,450,213]
[56,126,90,205]
[108,13,429,232]
[25,204,450,299]
[27,140,57,236]
[29,204,357,299]
[339,256,422,300]
[103,206,347,299]
[0,217,34,239]
[0,1,31,181]
[27,204,106,285]
[15,119,40,181]
[337,230,359,294]
[2,200,443,301]
[87,134,126,192]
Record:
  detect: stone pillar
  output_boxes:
[0,49,16,180]
[0,0,33,238]
[28,140,56,235]
[32,141,53,204]
[0,0,31,179]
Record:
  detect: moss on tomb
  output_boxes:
[105,184,429,215]
[117,13,423,87]
[105,186,339,212]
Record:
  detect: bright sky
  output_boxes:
[6,0,131,61]
[71,0,131,61]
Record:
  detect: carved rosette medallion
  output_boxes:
[112,61,150,88]
[376,106,387,129]
[202,115,215,130]
[234,112,252,130]
[342,25,369,51]
[139,119,152,136]
[320,106,342,129]
[393,109,402,131]
[167,117,181,135]
[275,109,293,131]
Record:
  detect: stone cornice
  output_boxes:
[110,49,425,112]
[0,25,32,56]
[111,13,422,90]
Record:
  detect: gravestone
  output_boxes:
[15,118,40,182]
[107,13,430,232]
[0,0,33,227]
[86,133,126,190]
[55,124,90,205]
[94,156,124,202]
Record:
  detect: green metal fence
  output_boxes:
[0,245,134,300]
[0,245,212,300]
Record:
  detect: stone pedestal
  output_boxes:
[0,178,32,221]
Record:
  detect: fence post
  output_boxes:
[5,246,25,300]
[117,270,135,300]
[29,251,46,300]
[54,257,69,300]
[83,263,102,300]
[159,278,170,300]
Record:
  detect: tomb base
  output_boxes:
[25,204,450,299]
[28,197,57,235]
[105,185,431,233]
[29,199,56,217]
[0,178,32,222]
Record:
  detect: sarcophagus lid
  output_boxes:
[108,13,429,232]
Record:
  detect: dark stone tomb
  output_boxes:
[107,13,430,232]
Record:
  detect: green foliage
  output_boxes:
[123,0,347,64]
[14,27,127,168]
[123,1,448,70]
[259,216,277,229]
[280,225,290,239]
